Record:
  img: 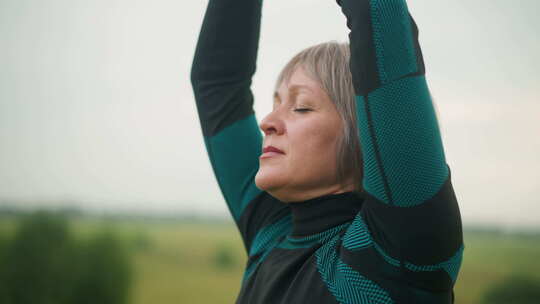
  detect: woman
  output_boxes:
[190,0,463,303]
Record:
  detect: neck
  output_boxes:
[269,182,356,203]
[287,191,364,236]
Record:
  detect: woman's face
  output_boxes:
[255,66,350,202]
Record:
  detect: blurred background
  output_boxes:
[1,0,539,303]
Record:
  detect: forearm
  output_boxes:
[191,0,263,136]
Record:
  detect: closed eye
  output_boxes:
[294,108,312,113]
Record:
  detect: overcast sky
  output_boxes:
[1,0,539,229]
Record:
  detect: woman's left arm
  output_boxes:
[335,0,464,297]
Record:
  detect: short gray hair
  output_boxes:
[275,41,363,192]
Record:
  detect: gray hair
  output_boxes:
[275,41,363,192]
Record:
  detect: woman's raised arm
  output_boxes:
[335,0,464,299]
[190,0,291,254]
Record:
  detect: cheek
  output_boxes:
[288,120,341,171]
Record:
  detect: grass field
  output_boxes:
[2,216,540,304]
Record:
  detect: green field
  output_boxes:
[2,217,540,304]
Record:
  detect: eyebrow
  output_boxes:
[273,85,313,100]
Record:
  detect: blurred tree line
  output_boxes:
[481,274,540,304]
[0,212,132,304]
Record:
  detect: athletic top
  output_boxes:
[190,0,464,303]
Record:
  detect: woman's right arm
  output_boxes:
[334,0,463,301]
[190,0,291,255]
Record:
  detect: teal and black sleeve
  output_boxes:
[336,0,464,300]
[190,0,291,255]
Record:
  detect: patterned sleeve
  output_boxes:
[190,0,291,255]
[335,0,464,300]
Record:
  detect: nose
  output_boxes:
[259,110,285,136]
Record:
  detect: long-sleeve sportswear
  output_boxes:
[190,0,464,303]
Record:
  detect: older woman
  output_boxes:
[190,0,463,303]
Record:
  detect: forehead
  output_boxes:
[274,67,321,100]
[273,85,313,100]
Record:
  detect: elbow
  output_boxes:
[190,52,206,92]
[190,62,201,92]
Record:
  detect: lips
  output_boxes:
[260,145,285,160]
[263,146,284,154]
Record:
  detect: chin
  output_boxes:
[254,170,271,191]
[254,168,284,192]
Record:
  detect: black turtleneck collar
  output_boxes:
[287,191,365,237]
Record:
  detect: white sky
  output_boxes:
[1,0,539,228]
